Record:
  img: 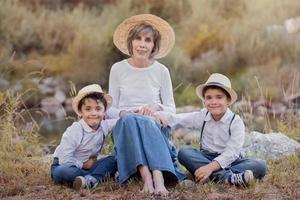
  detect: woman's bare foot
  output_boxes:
[139,165,154,194]
[153,170,169,196]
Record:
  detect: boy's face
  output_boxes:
[204,88,230,121]
[78,98,105,130]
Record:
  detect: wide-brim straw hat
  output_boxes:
[72,84,112,115]
[196,73,238,105]
[113,14,175,59]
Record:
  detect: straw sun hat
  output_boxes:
[113,14,175,59]
[72,84,112,115]
[196,73,238,105]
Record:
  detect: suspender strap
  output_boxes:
[200,112,236,148]
[228,114,236,136]
[199,111,209,149]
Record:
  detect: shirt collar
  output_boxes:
[79,119,101,133]
[204,108,233,123]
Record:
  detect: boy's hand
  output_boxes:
[194,165,213,183]
[194,161,221,183]
[82,156,97,170]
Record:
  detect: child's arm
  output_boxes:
[213,115,245,169]
[156,109,207,129]
[101,118,119,136]
[57,124,84,168]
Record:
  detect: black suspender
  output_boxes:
[200,111,236,149]
[78,123,106,153]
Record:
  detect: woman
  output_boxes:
[107,14,185,196]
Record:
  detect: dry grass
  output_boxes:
[1,89,299,199]
[1,150,299,200]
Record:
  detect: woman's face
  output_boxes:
[131,31,154,60]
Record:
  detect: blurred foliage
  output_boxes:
[0,0,300,102]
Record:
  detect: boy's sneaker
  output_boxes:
[226,170,254,187]
[73,176,85,190]
[73,175,98,190]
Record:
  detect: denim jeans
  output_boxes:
[51,155,117,185]
[178,145,267,183]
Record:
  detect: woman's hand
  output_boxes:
[138,104,162,116]
[119,108,139,117]
[153,114,168,128]
[82,155,97,170]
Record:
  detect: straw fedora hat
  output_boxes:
[113,14,175,59]
[72,84,112,115]
[196,73,238,105]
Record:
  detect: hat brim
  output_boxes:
[196,83,238,105]
[113,14,175,59]
[72,93,112,116]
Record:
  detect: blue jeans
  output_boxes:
[51,155,117,185]
[178,146,267,183]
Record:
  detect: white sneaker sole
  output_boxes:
[244,170,254,186]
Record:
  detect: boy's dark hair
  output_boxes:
[78,92,107,111]
[202,85,231,101]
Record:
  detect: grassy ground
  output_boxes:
[0,150,299,200]
[1,89,300,200]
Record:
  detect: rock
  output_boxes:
[267,102,287,116]
[41,97,61,114]
[38,84,54,95]
[285,17,300,33]
[54,89,66,103]
[0,78,9,89]
[183,130,199,144]
[173,128,189,139]
[242,131,300,159]
[179,179,196,189]
[64,97,73,112]
[176,106,199,113]
[55,107,67,120]
[286,92,300,109]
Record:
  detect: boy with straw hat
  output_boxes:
[159,73,267,187]
[51,84,118,190]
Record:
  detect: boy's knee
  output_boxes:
[52,165,77,183]
[52,167,64,183]
[254,159,267,179]
[178,146,193,163]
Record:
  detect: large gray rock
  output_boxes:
[242,131,300,159]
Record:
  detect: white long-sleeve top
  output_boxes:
[158,108,245,169]
[53,118,117,168]
[107,59,176,118]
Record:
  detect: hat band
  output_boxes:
[205,82,227,87]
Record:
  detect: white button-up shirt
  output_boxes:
[158,108,245,168]
[53,118,118,168]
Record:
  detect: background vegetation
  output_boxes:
[1,0,300,104]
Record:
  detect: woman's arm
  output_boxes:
[107,64,122,118]
[159,66,176,113]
